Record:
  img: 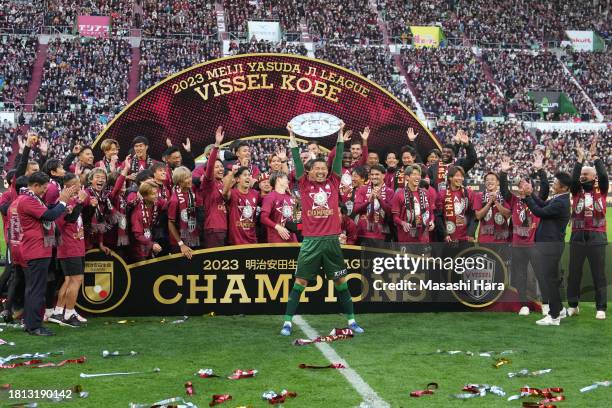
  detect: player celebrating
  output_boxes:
[281,121,364,336]
[391,165,436,244]
[567,138,608,319]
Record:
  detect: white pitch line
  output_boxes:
[293,315,390,408]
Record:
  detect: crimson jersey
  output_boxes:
[298,172,341,237]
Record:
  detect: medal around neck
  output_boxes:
[289,113,342,138]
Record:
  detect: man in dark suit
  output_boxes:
[522,172,572,326]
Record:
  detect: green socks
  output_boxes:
[283,281,355,325]
[335,281,355,322]
[284,283,305,322]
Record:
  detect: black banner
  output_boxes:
[76,244,512,316]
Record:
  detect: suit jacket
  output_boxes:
[523,192,570,246]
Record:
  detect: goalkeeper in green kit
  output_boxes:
[280,121,364,336]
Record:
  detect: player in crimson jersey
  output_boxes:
[281,121,364,336]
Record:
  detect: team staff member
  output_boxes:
[18,172,76,336]
[522,172,572,326]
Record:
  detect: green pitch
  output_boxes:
[0,305,610,407]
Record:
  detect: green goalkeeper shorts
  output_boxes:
[295,235,347,281]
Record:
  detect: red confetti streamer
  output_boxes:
[293,328,354,346]
[268,390,297,405]
[299,363,345,369]
[227,369,257,380]
[209,394,232,406]
[0,356,86,369]
[410,382,438,397]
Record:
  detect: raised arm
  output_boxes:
[288,123,304,179]
[589,137,608,194]
[332,123,347,176]
[222,166,235,200]
[536,168,549,201]
[454,129,477,173]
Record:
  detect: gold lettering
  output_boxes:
[296,77,313,93]
[218,77,232,95]
[193,84,209,101]
[233,75,246,92]
[326,84,341,102]
[255,274,291,303]
[311,80,328,98]
[259,73,274,89]
[346,273,367,302]
[187,275,217,304]
[281,74,296,90]
[305,66,317,76]
[220,275,252,303]
[153,275,182,305]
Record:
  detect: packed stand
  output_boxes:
[223,0,302,34]
[313,44,418,109]
[378,0,463,41]
[139,0,217,37]
[139,38,222,91]
[43,0,134,33]
[401,47,506,119]
[379,0,610,47]
[0,119,16,167]
[484,49,597,120]
[305,0,382,44]
[562,50,612,120]
[0,35,37,105]
[0,1,44,33]
[33,37,131,155]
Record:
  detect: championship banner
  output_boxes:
[77,15,111,38]
[410,26,444,48]
[77,244,511,316]
[92,54,439,161]
[565,30,605,52]
[247,21,282,42]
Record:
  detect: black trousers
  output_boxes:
[511,245,540,306]
[24,258,51,330]
[533,245,564,319]
[568,242,607,311]
[5,264,25,312]
[0,248,12,295]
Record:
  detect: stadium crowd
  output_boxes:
[400,47,506,119]
[563,50,611,120]
[0,36,37,105]
[31,37,131,157]
[484,50,597,120]
[139,38,221,91]
[379,0,609,46]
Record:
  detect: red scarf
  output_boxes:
[366,183,389,233]
[436,162,450,189]
[174,186,199,247]
[444,187,468,236]
[572,186,606,229]
[130,154,153,173]
[111,193,129,246]
[25,189,57,247]
[86,187,113,234]
[481,190,509,240]
[136,197,159,254]
[404,187,429,228]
